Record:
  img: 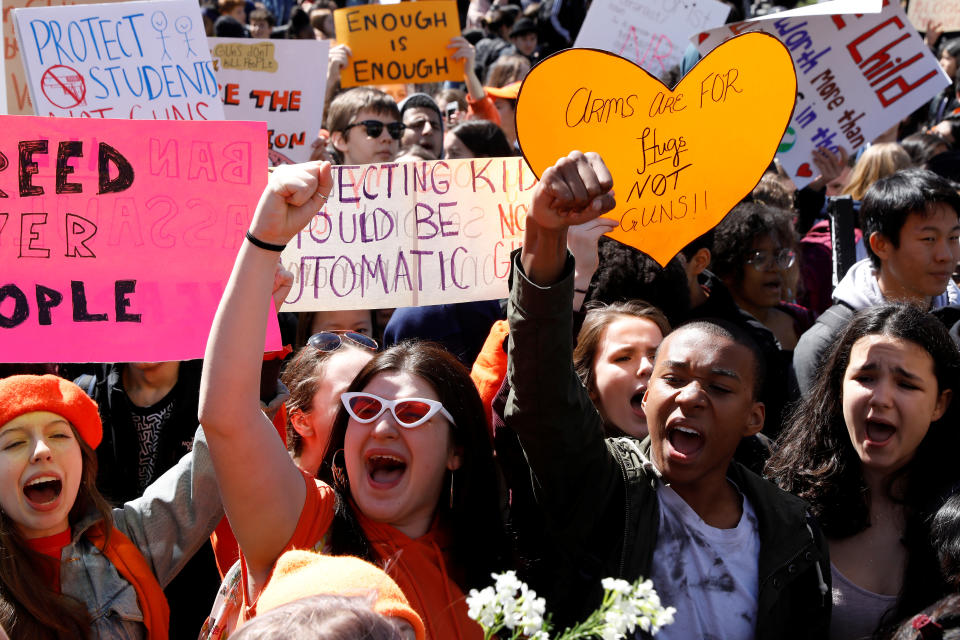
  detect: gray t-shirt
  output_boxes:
[829,563,897,640]
[650,483,760,640]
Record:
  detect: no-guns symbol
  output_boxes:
[41,65,86,108]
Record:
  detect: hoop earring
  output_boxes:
[331,448,349,491]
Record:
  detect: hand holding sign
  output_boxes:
[251,161,334,247]
[334,1,461,87]
[516,32,796,266]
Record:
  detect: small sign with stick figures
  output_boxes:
[12,0,225,121]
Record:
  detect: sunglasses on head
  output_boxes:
[342,120,406,140]
[341,392,456,428]
[307,330,378,352]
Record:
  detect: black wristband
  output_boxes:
[245,230,287,252]
[574,288,588,294]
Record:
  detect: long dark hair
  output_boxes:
[449,121,512,158]
[766,303,960,619]
[318,341,509,589]
[0,427,114,639]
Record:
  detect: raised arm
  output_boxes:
[521,151,615,284]
[449,36,485,102]
[325,44,351,106]
[506,152,620,524]
[199,161,332,587]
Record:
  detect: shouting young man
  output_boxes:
[505,151,831,638]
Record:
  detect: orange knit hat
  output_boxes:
[0,375,102,449]
[256,551,425,640]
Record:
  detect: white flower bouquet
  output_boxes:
[466,571,676,640]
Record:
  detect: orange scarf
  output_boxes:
[356,512,482,640]
[86,522,170,640]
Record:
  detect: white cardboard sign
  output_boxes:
[210,37,330,165]
[696,0,947,188]
[575,0,729,79]
[281,157,537,311]
[13,0,225,120]
[908,0,960,34]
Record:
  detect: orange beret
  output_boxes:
[256,551,425,640]
[0,375,102,449]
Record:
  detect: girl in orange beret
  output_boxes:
[0,374,223,639]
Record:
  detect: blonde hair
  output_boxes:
[842,143,911,201]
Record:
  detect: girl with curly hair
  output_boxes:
[711,202,812,351]
[766,303,960,640]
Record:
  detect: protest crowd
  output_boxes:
[6,0,960,638]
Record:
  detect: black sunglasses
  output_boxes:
[342,120,406,140]
[307,330,378,352]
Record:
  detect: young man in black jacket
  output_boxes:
[505,151,830,638]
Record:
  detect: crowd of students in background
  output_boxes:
[4,0,960,638]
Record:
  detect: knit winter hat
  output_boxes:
[399,93,445,136]
[256,551,425,640]
[0,375,102,449]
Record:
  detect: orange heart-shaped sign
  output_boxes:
[516,32,796,266]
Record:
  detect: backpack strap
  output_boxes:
[816,302,855,333]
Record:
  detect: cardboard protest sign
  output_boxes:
[210,37,330,165]
[3,0,127,116]
[280,157,536,311]
[0,37,5,110]
[0,115,277,363]
[515,33,796,267]
[12,0,225,120]
[908,0,960,34]
[696,0,948,188]
[574,0,729,79]
[333,1,460,87]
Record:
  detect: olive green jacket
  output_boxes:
[504,252,831,639]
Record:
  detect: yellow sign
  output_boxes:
[334,1,461,88]
[516,33,796,266]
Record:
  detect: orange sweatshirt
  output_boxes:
[238,474,482,639]
[358,511,483,640]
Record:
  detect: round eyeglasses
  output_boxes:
[745,248,796,271]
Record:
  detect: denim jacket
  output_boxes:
[61,427,223,639]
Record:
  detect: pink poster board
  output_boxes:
[0,114,279,363]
